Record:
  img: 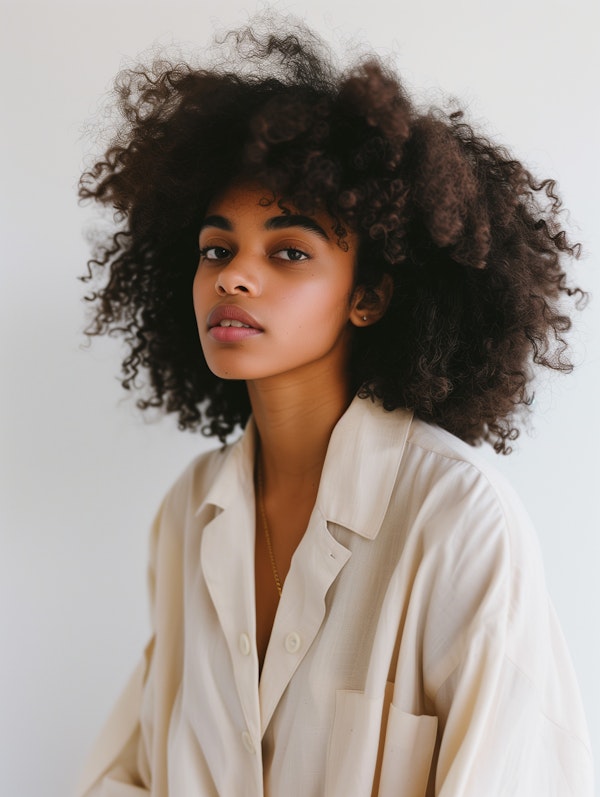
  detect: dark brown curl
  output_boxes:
[78,23,585,453]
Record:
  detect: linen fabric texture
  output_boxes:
[76,396,593,797]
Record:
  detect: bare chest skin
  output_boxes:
[254,489,316,675]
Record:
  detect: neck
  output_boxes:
[247,370,352,492]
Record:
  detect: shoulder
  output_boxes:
[401,414,536,541]
[329,396,538,562]
[368,409,548,599]
[152,436,243,532]
[406,414,517,494]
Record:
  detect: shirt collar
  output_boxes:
[196,395,413,540]
[314,395,413,538]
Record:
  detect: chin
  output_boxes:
[203,356,261,381]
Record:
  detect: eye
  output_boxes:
[273,247,309,262]
[199,246,231,261]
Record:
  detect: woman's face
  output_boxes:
[193,182,362,388]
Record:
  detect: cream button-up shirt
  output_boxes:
[77,396,593,797]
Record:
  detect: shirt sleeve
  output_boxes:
[417,473,594,796]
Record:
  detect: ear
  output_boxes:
[349,273,394,327]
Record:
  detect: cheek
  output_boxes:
[285,273,353,317]
[308,283,355,331]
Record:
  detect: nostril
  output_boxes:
[215,278,254,296]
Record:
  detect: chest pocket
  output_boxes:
[377,702,438,797]
[325,686,438,797]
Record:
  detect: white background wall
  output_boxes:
[1,0,598,794]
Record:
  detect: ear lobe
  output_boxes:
[350,274,394,327]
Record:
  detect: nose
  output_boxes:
[215,255,260,296]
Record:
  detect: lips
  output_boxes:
[206,304,264,343]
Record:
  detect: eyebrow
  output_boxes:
[199,213,330,241]
[265,215,330,241]
[200,215,233,233]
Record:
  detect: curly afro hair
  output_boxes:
[79,22,585,453]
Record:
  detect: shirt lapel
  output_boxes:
[197,423,261,738]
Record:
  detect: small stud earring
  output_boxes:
[362,315,367,322]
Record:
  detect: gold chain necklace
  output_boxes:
[256,458,283,598]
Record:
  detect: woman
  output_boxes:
[76,23,593,797]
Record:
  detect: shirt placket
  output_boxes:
[200,493,263,792]
[259,509,352,734]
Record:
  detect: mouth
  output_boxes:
[207,304,264,342]
[214,318,254,329]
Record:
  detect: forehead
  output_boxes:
[204,181,354,248]
[206,181,277,215]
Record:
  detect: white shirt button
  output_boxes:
[238,633,251,656]
[284,631,301,654]
[241,730,255,754]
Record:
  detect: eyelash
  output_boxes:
[198,246,310,263]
